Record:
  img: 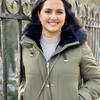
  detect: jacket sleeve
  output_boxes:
[78,42,100,100]
[15,51,25,100]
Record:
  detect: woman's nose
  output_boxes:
[50,13,57,20]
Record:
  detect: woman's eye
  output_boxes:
[45,11,51,13]
[57,12,63,14]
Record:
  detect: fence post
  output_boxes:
[1,0,7,100]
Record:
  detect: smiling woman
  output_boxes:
[37,0,66,38]
[15,0,100,100]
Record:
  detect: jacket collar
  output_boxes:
[21,22,87,49]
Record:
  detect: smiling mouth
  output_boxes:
[48,22,58,25]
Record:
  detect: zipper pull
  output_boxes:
[62,52,68,63]
[46,62,49,75]
[29,48,34,57]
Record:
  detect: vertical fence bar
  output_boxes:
[98,12,100,65]
[1,0,7,100]
[92,9,95,56]
[95,14,98,63]
[17,0,22,85]
[17,20,22,86]
[1,19,7,100]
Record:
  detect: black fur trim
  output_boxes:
[21,23,87,48]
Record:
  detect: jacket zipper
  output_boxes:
[21,39,79,75]
[46,62,50,75]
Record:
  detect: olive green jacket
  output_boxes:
[15,23,100,100]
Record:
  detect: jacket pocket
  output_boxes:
[58,74,79,100]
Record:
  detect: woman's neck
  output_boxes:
[42,29,61,38]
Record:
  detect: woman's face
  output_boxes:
[38,0,66,37]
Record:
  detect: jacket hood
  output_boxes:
[21,22,87,49]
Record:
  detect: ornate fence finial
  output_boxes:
[0,0,36,17]
[75,0,80,14]
[84,4,88,18]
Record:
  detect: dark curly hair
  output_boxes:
[30,0,83,29]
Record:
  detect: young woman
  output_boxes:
[15,0,100,100]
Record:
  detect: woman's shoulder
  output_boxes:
[74,28,87,46]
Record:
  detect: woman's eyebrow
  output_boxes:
[57,9,65,11]
[44,8,65,11]
[44,8,52,10]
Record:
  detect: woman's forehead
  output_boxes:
[42,0,64,9]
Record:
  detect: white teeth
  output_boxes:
[49,22,57,24]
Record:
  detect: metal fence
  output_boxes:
[73,1,100,65]
[0,0,100,100]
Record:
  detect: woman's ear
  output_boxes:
[37,11,40,20]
